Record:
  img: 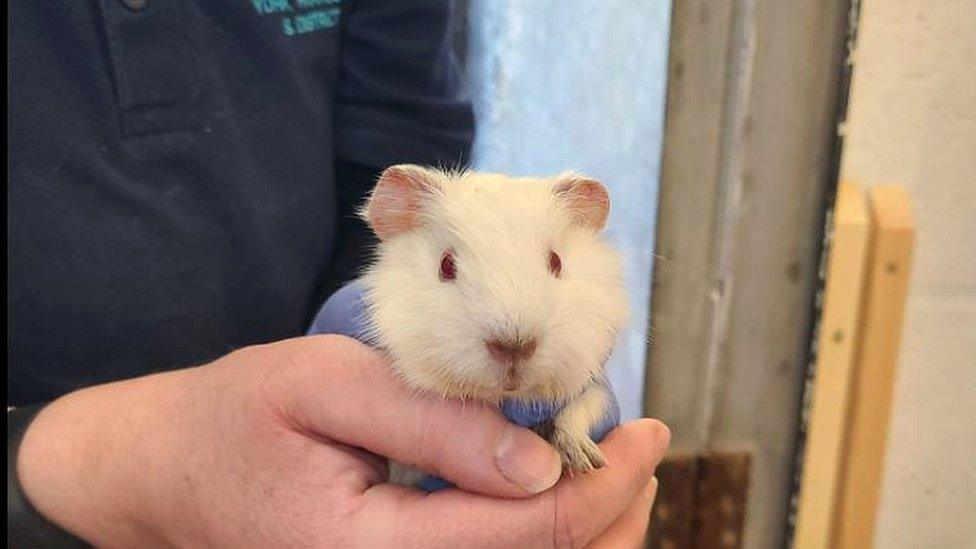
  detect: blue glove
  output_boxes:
[308,279,621,491]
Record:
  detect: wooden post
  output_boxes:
[695,451,752,549]
[793,182,870,549]
[647,450,752,549]
[647,452,700,548]
[646,1,850,543]
[834,185,916,548]
[647,0,852,545]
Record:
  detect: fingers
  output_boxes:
[353,418,671,549]
[547,419,669,547]
[586,476,659,549]
[274,335,562,498]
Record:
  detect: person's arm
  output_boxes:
[315,0,474,302]
[12,335,669,547]
[335,0,473,171]
[8,406,89,547]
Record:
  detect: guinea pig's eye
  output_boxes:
[439,250,457,282]
[548,250,562,277]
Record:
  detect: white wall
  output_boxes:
[839,1,976,547]
[466,0,672,420]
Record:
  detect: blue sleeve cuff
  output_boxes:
[306,279,374,345]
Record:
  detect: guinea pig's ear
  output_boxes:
[363,164,441,240]
[553,174,610,230]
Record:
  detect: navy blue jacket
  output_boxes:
[8,0,474,405]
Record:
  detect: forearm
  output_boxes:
[15,370,198,547]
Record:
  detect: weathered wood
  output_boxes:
[701,1,851,547]
[694,450,752,549]
[648,450,753,549]
[834,185,915,549]
[793,182,870,549]
[644,0,735,448]
[649,0,850,545]
[647,451,700,549]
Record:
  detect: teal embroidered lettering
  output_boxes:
[289,8,340,35]
[252,0,292,15]
[294,0,340,8]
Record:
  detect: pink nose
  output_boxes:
[485,338,538,364]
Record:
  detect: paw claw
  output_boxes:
[551,428,606,474]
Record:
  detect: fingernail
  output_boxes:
[494,423,562,493]
[647,476,659,505]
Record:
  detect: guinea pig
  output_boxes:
[311,165,629,478]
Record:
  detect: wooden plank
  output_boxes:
[694,450,751,549]
[834,185,916,548]
[644,0,735,448]
[705,1,850,547]
[647,451,699,549]
[647,450,754,549]
[793,182,870,549]
[647,0,851,546]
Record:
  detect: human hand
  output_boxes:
[17,335,669,547]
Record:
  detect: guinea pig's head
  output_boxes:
[360,165,628,403]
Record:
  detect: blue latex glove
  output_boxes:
[308,279,621,491]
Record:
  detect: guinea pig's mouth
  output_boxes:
[501,364,522,392]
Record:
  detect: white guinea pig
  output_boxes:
[358,165,629,473]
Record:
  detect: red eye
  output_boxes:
[439,250,457,281]
[549,251,562,277]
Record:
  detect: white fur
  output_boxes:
[556,383,612,438]
[362,169,629,404]
[552,382,613,470]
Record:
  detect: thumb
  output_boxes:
[272,335,563,498]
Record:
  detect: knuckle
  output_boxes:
[279,335,367,379]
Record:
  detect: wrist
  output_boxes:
[16,371,197,546]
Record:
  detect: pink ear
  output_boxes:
[364,165,440,240]
[554,175,610,230]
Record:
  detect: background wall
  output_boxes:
[466,0,672,420]
[838,1,976,547]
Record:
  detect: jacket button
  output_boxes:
[121,0,148,11]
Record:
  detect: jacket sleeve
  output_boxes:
[335,0,475,170]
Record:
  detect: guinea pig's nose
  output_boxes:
[485,338,538,363]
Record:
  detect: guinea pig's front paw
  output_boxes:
[551,427,607,474]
